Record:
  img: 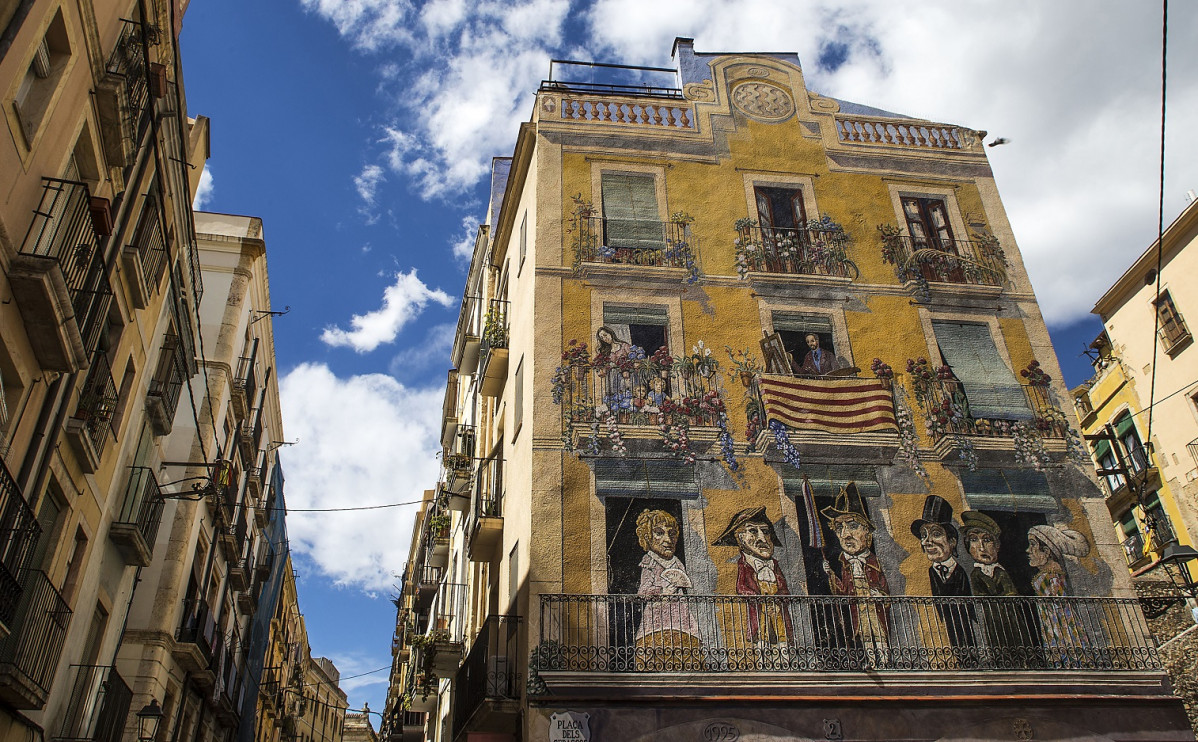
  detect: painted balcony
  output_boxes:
[0,570,72,709]
[65,352,119,473]
[879,230,1008,294]
[553,350,730,457]
[535,593,1160,698]
[453,614,521,740]
[10,179,114,372]
[0,463,41,634]
[734,222,858,284]
[109,466,165,567]
[571,215,699,283]
[54,663,133,742]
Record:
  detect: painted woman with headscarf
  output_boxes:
[1026,524,1090,667]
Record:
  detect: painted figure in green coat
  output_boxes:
[961,511,1038,667]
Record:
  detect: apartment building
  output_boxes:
[0,0,212,739]
[1071,196,1198,730]
[380,39,1195,742]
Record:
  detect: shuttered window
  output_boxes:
[593,459,699,499]
[601,173,663,249]
[961,469,1055,512]
[932,321,1031,421]
[782,465,881,499]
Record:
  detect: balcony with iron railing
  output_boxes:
[0,570,73,709]
[467,455,503,563]
[169,264,198,377]
[479,299,510,398]
[539,60,693,130]
[100,19,154,167]
[879,229,1008,293]
[453,614,521,739]
[571,215,699,281]
[65,352,119,473]
[53,664,133,742]
[734,222,858,281]
[120,197,169,309]
[158,79,204,305]
[440,369,460,448]
[418,582,468,675]
[535,593,1160,697]
[11,178,114,372]
[1122,532,1147,568]
[442,427,477,497]
[109,466,165,567]
[174,597,216,678]
[146,333,186,436]
[0,463,42,632]
[231,354,257,419]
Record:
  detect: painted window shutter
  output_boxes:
[593,459,699,499]
[601,173,663,249]
[932,321,1032,421]
[960,469,1055,512]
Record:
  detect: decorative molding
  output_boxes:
[730,81,795,123]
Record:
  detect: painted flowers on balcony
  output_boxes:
[734,215,857,279]
[1020,359,1051,387]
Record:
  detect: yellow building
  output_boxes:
[385,39,1192,742]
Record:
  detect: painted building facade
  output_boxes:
[384,40,1193,742]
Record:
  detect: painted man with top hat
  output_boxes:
[912,495,978,664]
[821,482,890,665]
[713,506,793,646]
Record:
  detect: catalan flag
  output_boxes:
[758,375,897,434]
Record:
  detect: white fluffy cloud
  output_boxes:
[321,268,454,352]
[192,167,215,210]
[304,0,1198,324]
[279,363,444,591]
[354,164,386,206]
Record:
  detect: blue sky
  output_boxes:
[178,0,1198,718]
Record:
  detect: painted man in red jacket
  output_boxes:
[713,507,793,646]
[821,483,890,666]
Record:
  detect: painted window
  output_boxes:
[771,312,843,375]
[602,304,668,356]
[1154,290,1190,350]
[600,173,663,250]
[931,320,1031,421]
[755,186,806,233]
[902,196,956,252]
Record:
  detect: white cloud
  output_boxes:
[297,0,414,50]
[354,164,386,206]
[279,363,444,592]
[192,167,215,210]
[388,322,456,378]
[304,0,1198,326]
[321,268,454,352]
[450,215,479,263]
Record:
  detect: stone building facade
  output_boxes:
[383,40,1193,742]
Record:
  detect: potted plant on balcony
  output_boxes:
[427,513,450,543]
[482,309,508,349]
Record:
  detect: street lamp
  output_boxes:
[136,699,164,742]
[1158,542,1198,624]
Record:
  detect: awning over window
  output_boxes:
[961,468,1056,512]
[932,321,1032,421]
[593,458,699,499]
[782,464,882,499]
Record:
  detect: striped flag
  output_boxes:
[758,375,897,434]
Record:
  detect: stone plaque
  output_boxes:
[549,711,591,741]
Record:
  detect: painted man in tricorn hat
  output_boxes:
[713,507,792,645]
[821,483,890,663]
[912,495,977,664]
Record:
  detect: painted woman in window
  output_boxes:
[1026,525,1090,667]
[633,509,702,670]
[595,326,638,417]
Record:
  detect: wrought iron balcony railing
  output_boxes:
[20,179,114,355]
[115,466,165,547]
[555,355,724,431]
[453,614,521,736]
[0,463,41,628]
[734,224,858,279]
[427,582,468,643]
[880,233,1007,288]
[0,570,72,707]
[159,79,203,304]
[233,354,258,413]
[73,352,119,456]
[55,664,133,742]
[1121,532,1146,566]
[537,593,1159,674]
[473,454,503,520]
[105,19,153,159]
[176,597,216,664]
[128,197,168,292]
[147,333,186,430]
[480,298,510,351]
[572,215,696,272]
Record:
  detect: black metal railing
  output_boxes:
[538,594,1160,673]
[0,463,41,628]
[573,215,696,270]
[0,570,72,698]
[1122,532,1146,566]
[735,224,858,279]
[20,179,114,354]
[74,352,119,455]
[442,369,459,423]
[158,79,203,304]
[916,378,1068,441]
[882,234,1007,287]
[427,583,468,643]
[176,598,216,664]
[556,355,724,429]
[416,565,443,590]
[540,79,683,99]
[169,264,197,376]
[453,615,521,735]
[474,455,503,519]
[148,333,186,425]
[1125,444,1151,474]
[480,298,510,351]
[233,355,257,412]
[105,19,152,157]
[55,664,133,742]
[116,466,165,548]
[129,198,168,291]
